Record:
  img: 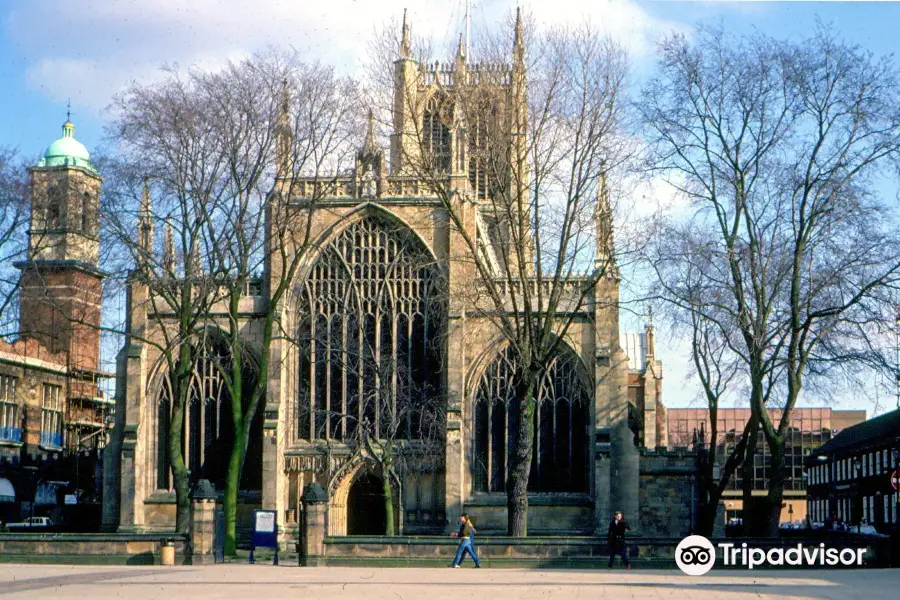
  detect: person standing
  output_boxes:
[607,511,631,569]
[449,513,482,568]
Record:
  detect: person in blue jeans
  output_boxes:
[449,513,482,568]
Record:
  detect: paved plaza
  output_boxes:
[0,564,897,600]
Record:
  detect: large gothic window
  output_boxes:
[296,215,444,442]
[472,346,589,493]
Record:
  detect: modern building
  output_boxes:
[107,11,695,543]
[667,408,866,524]
[0,118,112,527]
[805,407,900,534]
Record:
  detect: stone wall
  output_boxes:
[463,497,594,535]
[321,535,687,567]
[0,532,188,565]
[638,446,698,538]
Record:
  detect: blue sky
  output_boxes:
[1,1,898,412]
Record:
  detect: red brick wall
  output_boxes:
[18,267,102,371]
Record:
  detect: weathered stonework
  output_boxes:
[638,447,697,539]
[107,13,691,546]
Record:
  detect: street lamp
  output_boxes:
[853,457,862,533]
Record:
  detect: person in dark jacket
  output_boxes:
[607,511,631,569]
[449,513,482,568]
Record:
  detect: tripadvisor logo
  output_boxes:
[676,535,716,575]
[675,535,867,575]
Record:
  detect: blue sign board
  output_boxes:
[249,509,279,565]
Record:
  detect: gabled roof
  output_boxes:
[812,408,900,457]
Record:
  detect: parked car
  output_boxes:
[5,517,55,531]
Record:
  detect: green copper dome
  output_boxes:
[36,121,97,174]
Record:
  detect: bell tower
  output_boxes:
[17,117,104,371]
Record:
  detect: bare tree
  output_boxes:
[365,9,635,535]
[641,24,900,536]
[107,50,360,551]
[194,52,360,555]
[0,148,29,336]
[103,87,228,535]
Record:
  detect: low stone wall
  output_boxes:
[0,532,189,565]
[320,535,682,567]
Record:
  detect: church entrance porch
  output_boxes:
[346,473,387,536]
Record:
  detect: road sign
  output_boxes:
[891,469,900,491]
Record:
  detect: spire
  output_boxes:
[139,177,154,261]
[163,221,175,273]
[455,32,467,76]
[595,171,615,268]
[399,9,412,59]
[464,0,471,60]
[188,242,201,275]
[63,100,75,137]
[645,306,656,359]
[276,77,293,178]
[513,6,525,68]
[363,109,378,155]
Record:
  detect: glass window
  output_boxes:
[40,383,63,448]
[0,375,19,442]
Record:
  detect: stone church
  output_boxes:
[108,12,694,543]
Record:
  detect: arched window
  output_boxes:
[472,345,590,493]
[156,383,171,490]
[466,96,504,200]
[296,214,444,442]
[154,339,260,490]
[423,95,452,173]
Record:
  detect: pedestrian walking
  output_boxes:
[449,513,482,568]
[607,511,631,569]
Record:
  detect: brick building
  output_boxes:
[667,407,865,524]
[805,407,900,534]
[0,118,111,527]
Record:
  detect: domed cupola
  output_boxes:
[35,119,97,174]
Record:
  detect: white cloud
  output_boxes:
[5,0,683,115]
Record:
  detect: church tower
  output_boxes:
[17,117,104,371]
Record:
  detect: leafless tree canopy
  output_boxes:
[0,148,32,336]
[641,24,900,535]
[102,49,361,544]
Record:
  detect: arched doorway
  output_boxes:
[346,473,386,535]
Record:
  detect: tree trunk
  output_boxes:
[223,419,245,556]
[696,460,720,536]
[765,435,785,538]
[740,409,759,536]
[168,397,191,535]
[507,377,536,537]
[383,467,395,536]
[169,352,193,535]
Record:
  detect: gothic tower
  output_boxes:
[17,118,104,371]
